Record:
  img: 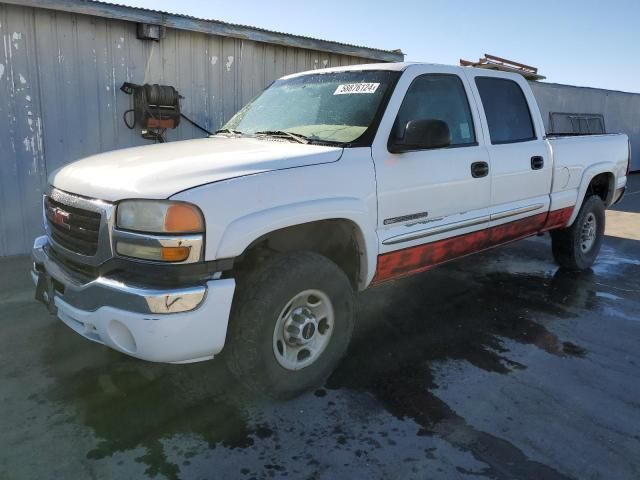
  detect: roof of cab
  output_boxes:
[281,62,415,79]
[280,61,528,82]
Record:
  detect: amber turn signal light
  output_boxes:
[160,246,191,262]
[164,203,204,233]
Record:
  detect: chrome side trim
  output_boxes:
[381,203,546,246]
[113,229,204,264]
[32,236,206,314]
[490,203,545,221]
[382,215,490,245]
[383,211,430,226]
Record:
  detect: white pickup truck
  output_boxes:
[32,62,630,397]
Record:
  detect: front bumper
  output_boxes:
[32,236,236,363]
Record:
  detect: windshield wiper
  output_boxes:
[214,128,243,135]
[254,130,310,144]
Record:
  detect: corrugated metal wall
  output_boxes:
[531,82,640,172]
[0,3,378,256]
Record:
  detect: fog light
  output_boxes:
[108,319,137,353]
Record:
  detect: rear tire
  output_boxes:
[225,251,354,399]
[551,195,605,270]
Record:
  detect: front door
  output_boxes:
[371,65,492,283]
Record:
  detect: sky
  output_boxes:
[104,0,640,92]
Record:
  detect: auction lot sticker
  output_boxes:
[334,83,380,95]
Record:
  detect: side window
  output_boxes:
[392,74,476,147]
[475,77,536,144]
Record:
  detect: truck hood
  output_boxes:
[49,137,343,201]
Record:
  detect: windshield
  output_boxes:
[222,70,400,145]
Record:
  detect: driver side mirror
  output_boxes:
[388,119,451,153]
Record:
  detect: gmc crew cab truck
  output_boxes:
[33,63,630,398]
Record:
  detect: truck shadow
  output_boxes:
[39,239,637,479]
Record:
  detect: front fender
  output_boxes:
[216,197,378,288]
[170,149,380,288]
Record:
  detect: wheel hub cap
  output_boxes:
[273,289,335,371]
[284,307,317,345]
[580,212,597,253]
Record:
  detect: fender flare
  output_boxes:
[568,161,617,226]
[216,197,378,289]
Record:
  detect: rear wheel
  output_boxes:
[551,195,605,270]
[225,251,354,399]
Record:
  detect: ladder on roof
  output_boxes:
[460,54,546,81]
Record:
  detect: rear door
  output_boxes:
[371,65,491,282]
[464,70,552,233]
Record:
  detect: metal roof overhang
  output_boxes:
[2,0,404,62]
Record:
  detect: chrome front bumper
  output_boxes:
[32,235,236,363]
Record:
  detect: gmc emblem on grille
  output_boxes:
[50,207,71,230]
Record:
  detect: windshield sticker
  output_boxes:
[333,83,380,95]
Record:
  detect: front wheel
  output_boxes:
[225,251,354,399]
[551,195,605,270]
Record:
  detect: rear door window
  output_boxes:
[475,77,536,144]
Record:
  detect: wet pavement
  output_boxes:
[1,176,639,480]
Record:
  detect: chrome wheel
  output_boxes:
[273,289,334,371]
[580,212,597,253]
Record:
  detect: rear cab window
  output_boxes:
[475,77,536,144]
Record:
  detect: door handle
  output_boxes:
[531,156,544,170]
[471,161,489,178]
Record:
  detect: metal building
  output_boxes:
[530,81,640,172]
[0,0,402,257]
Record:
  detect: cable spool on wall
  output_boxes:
[121,82,181,142]
[121,82,214,142]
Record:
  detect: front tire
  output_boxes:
[225,251,354,399]
[551,195,605,270]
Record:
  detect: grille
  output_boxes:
[45,196,101,256]
[46,244,99,281]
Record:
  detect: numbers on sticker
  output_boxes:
[334,83,380,95]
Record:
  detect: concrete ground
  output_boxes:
[1,176,639,480]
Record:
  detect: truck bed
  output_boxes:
[547,133,629,212]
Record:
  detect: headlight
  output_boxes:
[117,200,204,233]
[115,200,204,263]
